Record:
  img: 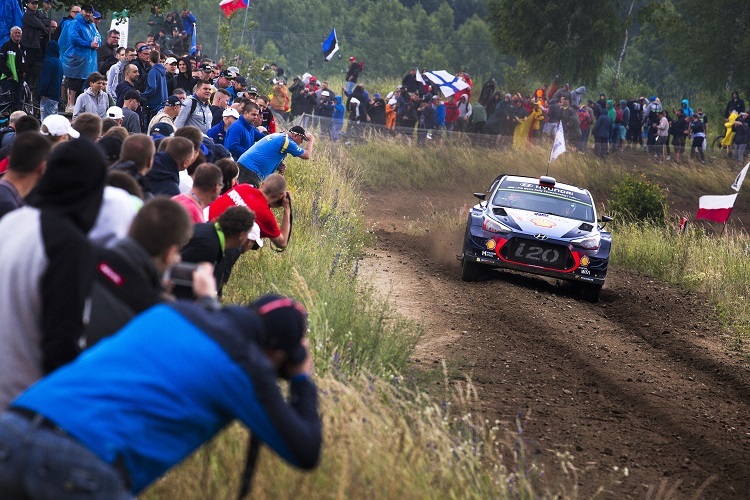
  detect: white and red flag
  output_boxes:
[696,194,738,223]
[220,0,248,18]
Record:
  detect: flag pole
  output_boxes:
[240,3,249,47]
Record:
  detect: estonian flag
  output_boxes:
[322,28,339,62]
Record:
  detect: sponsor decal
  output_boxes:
[579,268,590,275]
[482,250,496,258]
[486,239,496,250]
[580,256,590,267]
[98,262,124,286]
[534,234,548,240]
[530,217,556,228]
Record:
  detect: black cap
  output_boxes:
[164,95,183,107]
[80,4,94,12]
[249,295,308,364]
[123,90,145,103]
[150,122,174,137]
[289,125,307,140]
[97,136,122,163]
[220,69,236,79]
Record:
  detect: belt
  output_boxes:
[8,406,68,435]
[8,406,133,490]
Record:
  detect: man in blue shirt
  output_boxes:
[207,106,239,146]
[0,294,321,498]
[224,101,264,159]
[237,125,314,186]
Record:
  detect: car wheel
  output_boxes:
[581,283,602,303]
[461,257,482,282]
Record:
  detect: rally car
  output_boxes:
[460,175,612,302]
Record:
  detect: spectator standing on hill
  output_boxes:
[0,132,50,218]
[96,28,120,75]
[225,101,264,160]
[236,126,313,186]
[140,50,167,121]
[36,39,62,121]
[21,0,49,94]
[690,114,707,163]
[732,113,749,164]
[72,71,110,120]
[171,162,223,223]
[145,136,196,196]
[345,56,363,95]
[0,26,24,114]
[592,108,611,158]
[59,4,99,112]
[174,80,212,133]
[671,109,690,163]
[207,107,239,147]
[726,91,745,118]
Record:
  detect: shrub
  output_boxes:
[609,173,668,224]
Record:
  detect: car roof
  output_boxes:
[496,175,593,204]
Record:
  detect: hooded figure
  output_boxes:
[680,99,694,117]
[570,86,586,107]
[0,138,106,408]
[37,40,63,117]
[59,11,99,80]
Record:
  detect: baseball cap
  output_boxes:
[247,86,258,96]
[137,45,150,53]
[235,75,247,86]
[150,122,174,137]
[180,30,187,36]
[248,222,263,248]
[80,4,94,12]
[320,90,330,97]
[374,93,380,99]
[220,69,236,79]
[165,57,178,65]
[164,95,183,107]
[248,295,308,364]
[349,56,356,61]
[227,66,240,75]
[92,11,101,19]
[106,105,123,120]
[200,63,212,72]
[289,125,307,140]
[222,107,239,119]
[40,115,80,138]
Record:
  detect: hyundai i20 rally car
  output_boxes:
[460,175,612,302]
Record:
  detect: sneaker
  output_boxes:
[65,105,74,113]
[666,155,671,160]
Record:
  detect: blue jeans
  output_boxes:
[345,81,355,95]
[0,411,133,499]
[40,97,59,122]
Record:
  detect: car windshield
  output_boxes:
[491,188,595,222]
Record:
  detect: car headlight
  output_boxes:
[571,234,600,250]
[482,216,512,234]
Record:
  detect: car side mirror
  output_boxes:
[473,192,486,201]
[599,215,613,227]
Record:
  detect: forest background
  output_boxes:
[50,0,749,106]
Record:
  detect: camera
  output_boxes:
[271,190,291,208]
[165,262,200,287]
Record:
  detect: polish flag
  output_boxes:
[220,0,248,18]
[696,194,738,223]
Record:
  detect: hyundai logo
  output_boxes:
[534,234,548,240]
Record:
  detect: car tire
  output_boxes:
[581,283,602,303]
[461,257,482,282]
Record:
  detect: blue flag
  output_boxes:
[322,28,339,62]
[190,23,198,55]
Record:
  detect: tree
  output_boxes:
[486,0,622,84]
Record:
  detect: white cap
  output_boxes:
[248,222,263,248]
[164,57,178,65]
[222,107,239,119]
[40,115,80,138]
[320,90,330,97]
[106,106,123,120]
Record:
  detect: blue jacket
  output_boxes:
[225,115,264,160]
[37,40,62,102]
[434,103,446,127]
[182,13,197,36]
[59,13,97,79]
[332,96,345,122]
[206,121,227,146]
[12,302,322,494]
[140,63,168,112]
[144,151,180,197]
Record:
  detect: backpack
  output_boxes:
[0,126,13,145]
[615,108,623,123]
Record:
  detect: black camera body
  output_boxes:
[165,262,200,287]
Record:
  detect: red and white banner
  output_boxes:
[220,0,248,18]
[696,194,738,223]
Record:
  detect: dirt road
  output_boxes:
[360,188,750,498]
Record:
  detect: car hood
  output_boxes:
[503,208,595,239]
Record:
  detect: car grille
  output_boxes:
[500,238,574,270]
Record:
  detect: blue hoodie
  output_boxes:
[681,99,694,117]
[141,63,168,112]
[332,96,345,123]
[37,40,63,102]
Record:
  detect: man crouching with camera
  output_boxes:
[0,294,321,498]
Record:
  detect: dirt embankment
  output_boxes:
[360,188,750,498]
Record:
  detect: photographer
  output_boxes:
[83,198,219,347]
[0,294,321,498]
[208,173,292,250]
[177,205,261,297]
[236,126,314,187]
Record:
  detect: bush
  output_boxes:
[609,173,668,224]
